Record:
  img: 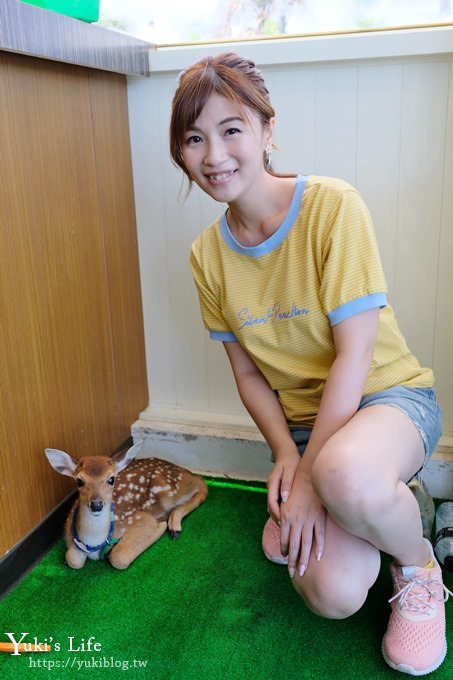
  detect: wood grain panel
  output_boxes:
[88,69,148,440]
[0,53,147,557]
[0,0,152,76]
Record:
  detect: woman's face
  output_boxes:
[181,92,273,204]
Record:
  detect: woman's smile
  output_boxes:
[206,169,238,185]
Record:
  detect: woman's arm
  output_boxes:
[298,306,380,472]
[223,341,300,520]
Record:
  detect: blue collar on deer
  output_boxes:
[71,501,119,558]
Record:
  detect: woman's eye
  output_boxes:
[185,134,202,145]
[225,127,241,136]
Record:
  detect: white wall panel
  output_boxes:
[129,33,453,439]
[356,63,403,297]
[395,62,449,366]
[128,76,176,406]
[433,62,453,430]
[313,66,358,183]
[266,67,317,174]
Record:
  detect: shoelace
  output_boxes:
[389,574,453,614]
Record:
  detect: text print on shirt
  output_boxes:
[237,302,309,329]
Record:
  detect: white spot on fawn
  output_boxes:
[151,485,170,494]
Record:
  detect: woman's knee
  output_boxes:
[289,514,381,619]
[311,442,389,521]
[291,568,368,619]
[311,440,359,499]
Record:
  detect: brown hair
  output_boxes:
[169,52,275,183]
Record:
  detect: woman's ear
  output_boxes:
[265,117,275,146]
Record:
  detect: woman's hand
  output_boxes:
[267,449,300,524]
[279,471,326,577]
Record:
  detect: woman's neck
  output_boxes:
[227,175,296,247]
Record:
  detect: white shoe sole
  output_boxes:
[263,550,288,566]
[382,640,447,676]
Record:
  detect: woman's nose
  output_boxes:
[204,139,227,165]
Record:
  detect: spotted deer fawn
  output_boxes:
[45,442,208,570]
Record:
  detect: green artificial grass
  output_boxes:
[0,483,452,679]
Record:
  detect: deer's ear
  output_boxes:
[112,440,143,473]
[45,449,78,477]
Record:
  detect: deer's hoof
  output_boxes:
[168,529,181,540]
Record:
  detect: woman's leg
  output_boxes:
[291,514,381,619]
[311,404,429,568]
[291,404,426,617]
[291,403,450,675]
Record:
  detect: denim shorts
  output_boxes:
[290,386,442,462]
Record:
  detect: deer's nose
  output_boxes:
[89,499,104,514]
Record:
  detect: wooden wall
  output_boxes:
[0,0,151,76]
[0,52,148,558]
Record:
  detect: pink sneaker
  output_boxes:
[382,539,452,675]
[262,517,288,565]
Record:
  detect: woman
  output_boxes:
[169,52,450,675]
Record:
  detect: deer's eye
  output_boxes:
[76,478,85,488]
[107,476,115,486]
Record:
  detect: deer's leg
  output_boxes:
[108,513,167,570]
[65,544,88,569]
[64,514,88,569]
[167,484,208,539]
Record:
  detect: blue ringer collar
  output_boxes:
[219,175,307,257]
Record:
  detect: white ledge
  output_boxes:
[136,405,264,441]
[149,26,453,73]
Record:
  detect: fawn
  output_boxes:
[45,442,208,570]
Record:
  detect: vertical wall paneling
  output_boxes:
[356,64,403,298]
[433,62,453,429]
[313,66,358,183]
[395,61,449,366]
[129,45,453,440]
[265,67,317,174]
[130,76,177,408]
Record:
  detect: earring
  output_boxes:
[265,143,273,171]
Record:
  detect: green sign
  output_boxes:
[21,1,100,23]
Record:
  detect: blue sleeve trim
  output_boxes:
[328,292,387,326]
[209,330,238,342]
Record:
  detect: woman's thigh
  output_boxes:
[358,386,442,466]
[320,403,426,486]
[292,387,442,487]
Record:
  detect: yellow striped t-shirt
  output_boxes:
[190,175,433,427]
